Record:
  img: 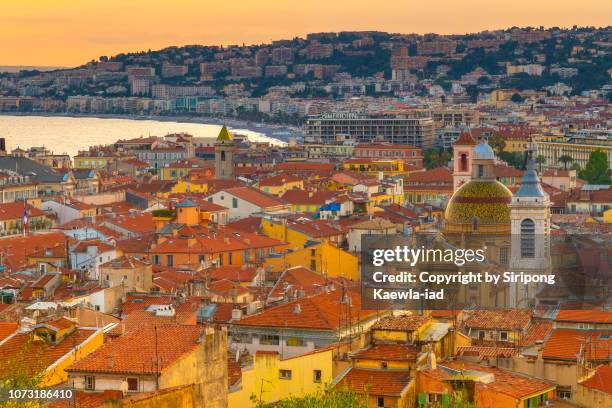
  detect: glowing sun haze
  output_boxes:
[1,0,610,66]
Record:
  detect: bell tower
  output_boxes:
[214,125,236,179]
[452,132,477,192]
[509,150,551,307]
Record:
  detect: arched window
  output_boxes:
[460,154,468,172]
[478,165,484,178]
[520,218,535,258]
[221,151,226,161]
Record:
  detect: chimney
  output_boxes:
[293,303,301,314]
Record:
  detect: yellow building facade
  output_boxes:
[264,241,359,280]
[229,349,334,406]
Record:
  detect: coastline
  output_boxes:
[0,112,299,143]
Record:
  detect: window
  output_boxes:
[478,330,485,340]
[520,219,536,258]
[167,255,174,266]
[287,336,304,347]
[260,334,279,345]
[459,153,468,171]
[381,361,388,369]
[127,378,138,392]
[228,253,233,265]
[499,247,509,266]
[500,331,508,341]
[152,255,160,265]
[221,151,226,161]
[478,164,484,178]
[377,396,385,407]
[232,197,238,209]
[313,370,322,383]
[279,369,292,380]
[558,388,571,400]
[84,376,95,390]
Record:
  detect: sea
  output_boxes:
[0,114,287,158]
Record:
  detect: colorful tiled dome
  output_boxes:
[445,180,513,226]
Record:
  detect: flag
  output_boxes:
[23,201,28,237]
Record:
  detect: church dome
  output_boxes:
[473,142,495,160]
[445,180,513,230]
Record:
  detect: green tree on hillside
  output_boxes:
[489,134,506,154]
[579,150,611,184]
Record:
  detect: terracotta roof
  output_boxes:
[222,186,287,208]
[337,367,411,396]
[542,329,612,361]
[454,131,477,146]
[555,309,612,324]
[286,218,344,238]
[275,162,335,173]
[519,321,553,347]
[72,239,115,254]
[463,309,532,331]
[427,360,555,400]
[226,216,262,233]
[372,314,431,332]
[235,288,376,331]
[269,267,328,299]
[0,232,67,272]
[103,213,156,235]
[456,346,518,359]
[0,202,46,221]
[0,322,18,342]
[281,190,334,205]
[258,174,302,187]
[67,325,203,375]
[208,279,250,297]
[108,309,196,337]
[0,328,98,379]
[353,343,420,361]
[208,266,258,283]
[49,390,123,408]
[579,365,612,395]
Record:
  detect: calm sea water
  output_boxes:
[0,115,285,158]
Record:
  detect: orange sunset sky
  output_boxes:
[1,0,610,67]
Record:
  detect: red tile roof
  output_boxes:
[0,202,46,221]
[281,190,334,205]
[353,343,420,361]
[454,131,478,146]
[519,321,553,347]
[258,174,302,187]
[207,266,258,283]
[463,309,532,331]
[542,329,612,362]
[226,216,262,233]
[235,288,376,331]
[223,186,288,208]
[372,314,431,332]
[579,365,612,395]
[0,328,98,378]
[337,367,411,396]
[555,309,612,324]
[0,322,18,342]
[269,267,328,299]
[0,232,67,272]
[67,325,203,375]
[427,360,555,399]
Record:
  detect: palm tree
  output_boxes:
[558,155,573,170]
[535,155,546,173]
